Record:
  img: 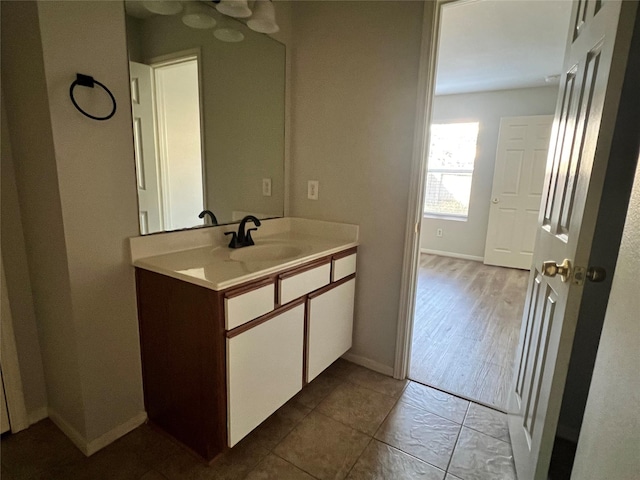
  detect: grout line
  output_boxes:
[372,437,447,475]
[343,437,374,479]
[270,450,321,479]
[407,378,508,414]
[445,422,464,474]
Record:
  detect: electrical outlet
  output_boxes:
[307,180,319,200]
[262,178,272,197]
[436,228,443,237]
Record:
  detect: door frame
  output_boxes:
[1,258,30,432]
[148,48,207,229]
[394,0,470,379]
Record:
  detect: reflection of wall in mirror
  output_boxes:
[125,10,285,231]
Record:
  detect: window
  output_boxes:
[424,122,479,218]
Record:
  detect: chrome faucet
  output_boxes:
[225,215,262,249]
[198,210,218,226]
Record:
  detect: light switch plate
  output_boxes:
[262,178,272,197]
[307,180,319,200]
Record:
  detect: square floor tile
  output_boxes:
[463,403,510,443]
[374,402,460,470]
[317,382,397,435]
[346,440,445,480]
[344,365,408,398]
[246,454,315,480]
[273,411,370,480]
[292,371,343,409]
[448,427,516,480]
[1,419,85,479]
[400,383,469,424]
[140,472,170,480]
[157,435,269,480]
[325,358,361,379]
[248,400,311,451]
[48,443,151,480]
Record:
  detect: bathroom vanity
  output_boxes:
[130,218,358,460]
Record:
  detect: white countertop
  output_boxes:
[130,218,359,291]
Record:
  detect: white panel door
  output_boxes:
[130,61,162,234]
[484,115,553,270]
[227,304,304,447]
[307,279,355,381]
[508,2,638,479]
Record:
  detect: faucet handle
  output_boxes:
[225,231,239,249]
[245,228,258,246]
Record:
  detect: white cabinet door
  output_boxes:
[307,279,355,382]
[227,303,304,447]
[484,115,553,270]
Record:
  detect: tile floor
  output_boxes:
[1,359,517,480]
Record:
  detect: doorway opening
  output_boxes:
[401,1,639,478]
[130,52,206,234]
[407,0,570,410]
[405,0,577,477]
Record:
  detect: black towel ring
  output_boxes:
[69,73,117,121]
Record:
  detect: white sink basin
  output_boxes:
[229,244,303,263]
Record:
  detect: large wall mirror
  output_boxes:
[124,1,286,234]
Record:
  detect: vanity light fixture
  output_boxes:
[182,2,217,29]
[142,0,183,16]
[215,0,252,18]
[214,27,245,42]
[247,0,279,34]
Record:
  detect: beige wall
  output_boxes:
[35,0,145,442]
[0,93,48,420]
[2,0,145,446]
[1,1,86,436]
[290,1,425,369]
[420,86,559,258]
[571,157,640,479]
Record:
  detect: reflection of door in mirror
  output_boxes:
[130,61,162,234]
[125,4,286,235]
[130,56,205,234]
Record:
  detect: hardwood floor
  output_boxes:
[409,254,529,410]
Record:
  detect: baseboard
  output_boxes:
[341,352,394,376]
[556,424,580,443]
[420,248,484,262]
[48,408,147,456]
[48,408,91,456]
[85,411,147,456]
[28,406,49,425]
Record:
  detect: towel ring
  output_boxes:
[69,73,117,121]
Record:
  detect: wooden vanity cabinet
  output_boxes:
[135,246,357,461]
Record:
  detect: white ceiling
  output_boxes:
[435,0,573,96]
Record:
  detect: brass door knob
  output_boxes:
[542,259,572,282]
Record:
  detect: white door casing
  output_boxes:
[152,57,205,231]
[508,2,638,479]
[130,61,162,234]
[484,116,553,270]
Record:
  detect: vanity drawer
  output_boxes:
[225,280,275,330]
[278,261,331,305]
[332,251,357,282]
